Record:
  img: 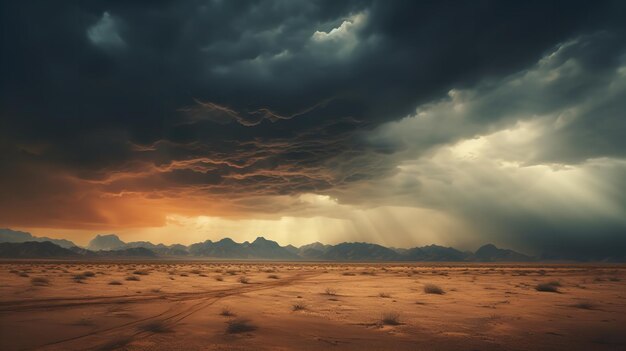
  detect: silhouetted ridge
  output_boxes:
[3,228,612,261]
[0,228,76,248]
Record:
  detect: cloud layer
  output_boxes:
[1,1,625,257]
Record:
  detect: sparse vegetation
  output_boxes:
[267,274,279,279]
[536,281,560,293]
[378,292,391,298]
[133,270,149,275]
[73,274,87,283]
[238,276,250,284]
[226,318,257,334]
[379,312,401,326]
[424,284,445,295]
[220,307,235,317]
[324,287,337,296]
[215,275,224,281]
[108,280,123,285]
[292,301,307,311]
[125,275,140,281]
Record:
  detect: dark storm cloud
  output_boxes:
[1,0,626,256]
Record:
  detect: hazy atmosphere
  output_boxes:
[2,0,626,259]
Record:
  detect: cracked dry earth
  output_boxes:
[1,262,625,350]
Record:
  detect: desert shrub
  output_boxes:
[379,312,401,326]
[215,276,224,281]
[536,282,560,293]
[18,272,29,277]
[82,271,95,277]
[220,307,235,317]
[226,318,257,334]
[190,269,201,275]
[31,277,50,286]
[133,270,149,276]
[324,288,337,296]
[73,274,87,283]
[125,275,140,281]
[267,274,279,279]
[292,302,307,311]
[238,276,250,284]
[108,280,123,285]
[424,284,445,295]
[378,292,391,298]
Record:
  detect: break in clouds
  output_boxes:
[1,1,625,259]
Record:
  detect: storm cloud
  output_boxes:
[1,1,625,258]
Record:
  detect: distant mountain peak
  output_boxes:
[87,233,125,251]
[475,243,531,262]
[0,228,76,248]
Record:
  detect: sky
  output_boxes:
[1,1,625,259]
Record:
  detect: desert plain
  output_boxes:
[0,262,625,351]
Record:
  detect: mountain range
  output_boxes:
[0,228,622,262]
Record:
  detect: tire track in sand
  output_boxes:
[31,272,320,351]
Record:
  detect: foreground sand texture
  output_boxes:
[1,262,625,350]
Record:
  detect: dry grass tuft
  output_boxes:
[226,318,257,334]
[267,274,279,279]
[73,274,87,283]
[378,292,391,298]
[125,275,140,281]
[220,307,235,317]
[424,284,445,295]
[536,281,560,293]
[324,287,337,296]
[238,276,250,284]
[108,280,123,285]
[379,312,401,326]
[292,301,307,311]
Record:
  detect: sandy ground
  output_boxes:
[0,262,625,351]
